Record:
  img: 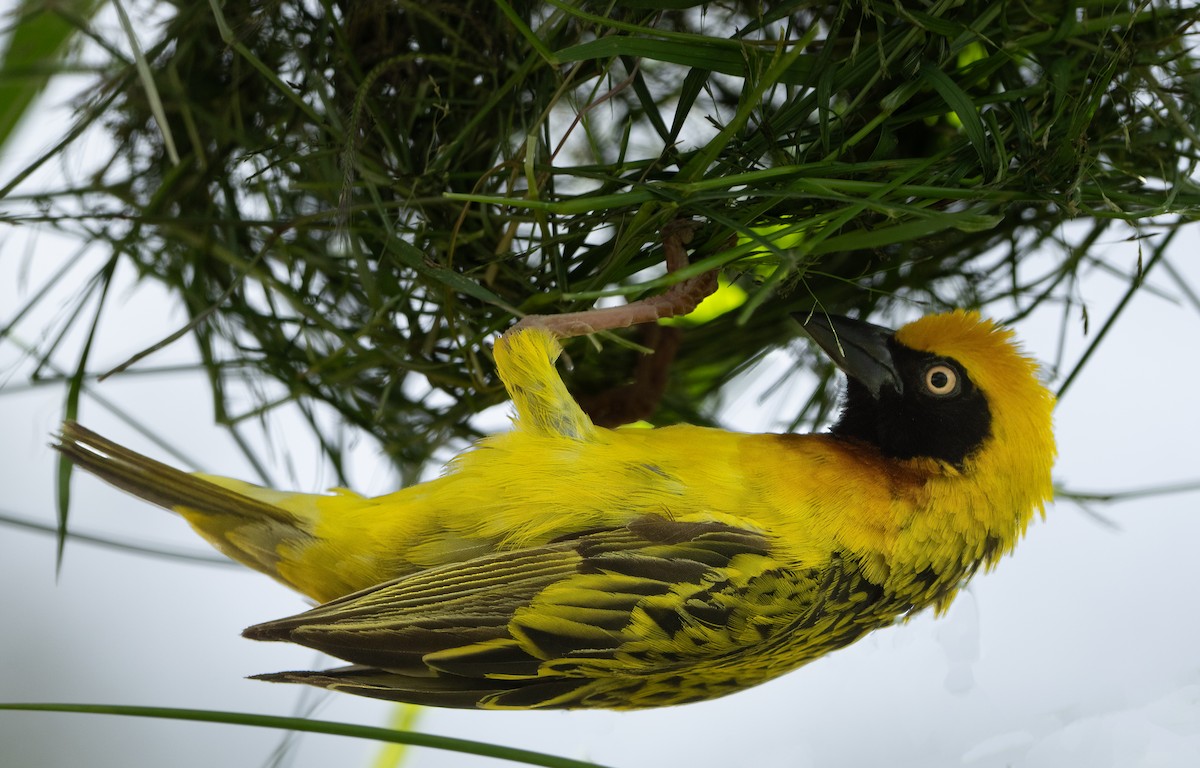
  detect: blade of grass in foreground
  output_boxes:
[0,0,103,150]
[0,703,612,768]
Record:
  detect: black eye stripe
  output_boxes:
[830,343,991,467]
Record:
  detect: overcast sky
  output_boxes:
[2,23,1199,768]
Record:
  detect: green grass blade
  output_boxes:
[0,703,613,768]
[0,0,101,151]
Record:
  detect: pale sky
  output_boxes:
[2,19,1199,768]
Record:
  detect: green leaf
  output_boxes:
[612,0,708,8]
[556,37,815,85]
[0,703,613,768]
[0,0,102,151]
[810,212,1003,255]
[919,62,992,173]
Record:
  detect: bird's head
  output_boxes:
[798,310,1056,503]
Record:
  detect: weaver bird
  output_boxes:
[55,310,1055,709]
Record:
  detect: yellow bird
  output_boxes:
[55,310,1055,709]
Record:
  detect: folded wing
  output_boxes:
[244,516,833,709]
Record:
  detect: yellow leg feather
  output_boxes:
[493,329,596,441]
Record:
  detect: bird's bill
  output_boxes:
[794,312,903,397]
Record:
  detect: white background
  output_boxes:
[2,21,1199,768]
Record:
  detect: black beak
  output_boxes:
[794,312,902,398]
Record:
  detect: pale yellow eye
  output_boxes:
[924,364,959,396]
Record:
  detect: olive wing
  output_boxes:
[245,517,831,708]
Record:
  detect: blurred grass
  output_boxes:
[2,0,1199,480]
[0,703,611,768]
[0,0,102,149]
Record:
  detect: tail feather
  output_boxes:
[249,665,592,710]
[54,421,312,588]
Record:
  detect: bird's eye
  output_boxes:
[923,364,960,397]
